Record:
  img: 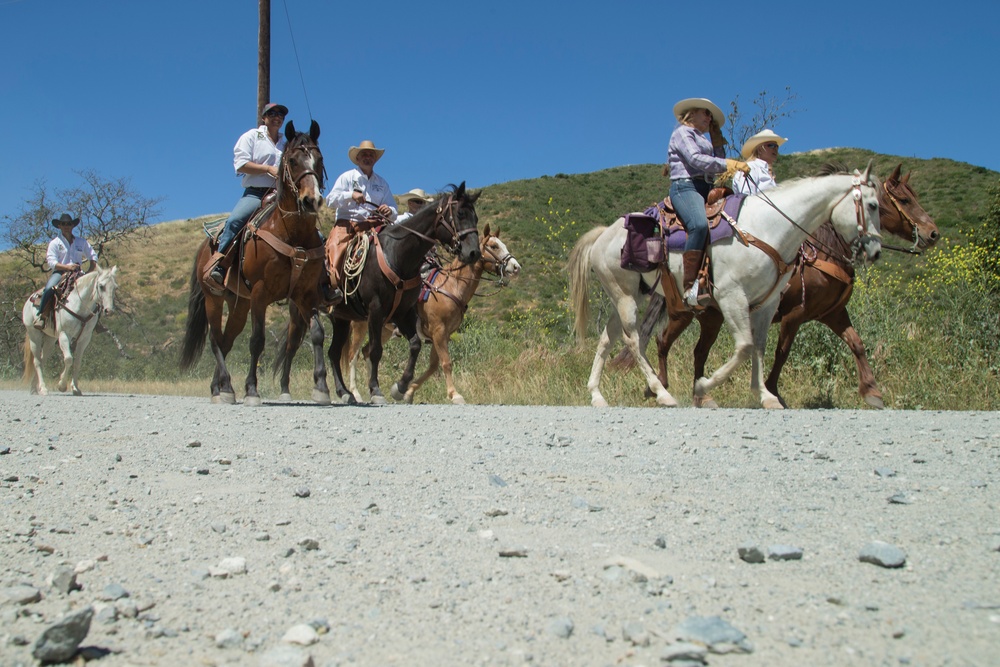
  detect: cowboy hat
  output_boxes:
[398,188,434,205]
[348,140,385,166]
[673,98,725,127]
[51,213,80,229]
[261,102,288,117]
[741,129,788,159]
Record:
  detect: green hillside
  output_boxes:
[2,149,998,408]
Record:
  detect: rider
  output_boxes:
[667,97,750,307]
[396,188,434,224]
[732,129,788,195]
[205,102,289,289]
[34,213,98,329]
[323,140,397,303]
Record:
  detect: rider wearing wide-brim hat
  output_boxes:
[396,188,435,224]
[665,97,751,308]
[733,129,788,195]
[322,140,398,304]
[34,214,98,329]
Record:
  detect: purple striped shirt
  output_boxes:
[667,125,727,181]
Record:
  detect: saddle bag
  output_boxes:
[620,214,664,272]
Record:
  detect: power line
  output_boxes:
[280,0,313,122]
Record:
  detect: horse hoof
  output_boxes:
[864,395,885,409]
[243,395,263,407]
[591,396,609,408]
[762,397,784,410]
[218,392,237,405]
[390,383,405,401]
[655,393,678,407]
[370,395,387,406]
[450,395,465,405]
[72,388,82,397]
[311,390,331,405]
[278,393,293,403]
[693,395,719,409]
[58,383,68,393]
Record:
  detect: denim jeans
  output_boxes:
[37,271,64,312]
[217,187,268,252]
[669,179,711,251]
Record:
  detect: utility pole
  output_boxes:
[257,0,270,121]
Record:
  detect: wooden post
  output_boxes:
[257,0,270,121]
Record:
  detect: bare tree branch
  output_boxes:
[725,87,802,156]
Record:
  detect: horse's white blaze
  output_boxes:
[569,172,881,408]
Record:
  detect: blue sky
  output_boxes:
[1,0,997,226]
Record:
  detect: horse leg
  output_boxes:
[690,309,724,408]
[437,335,464,405]
[25,333,48,395]
[764,312,804,410]
[327,318,356,404]
[308,314,331,404]
[405,343,440,405]
[388,311,421,403]
[276,304,307,402]
[345,319,368,402]
[56,328,75,393]
[749,306,784,409]
[694,297,755,402]
[68,325,96,396]
[205,296,243,404]
[242,298,268,407]
[821,308,885,409]
[618,299,676,407]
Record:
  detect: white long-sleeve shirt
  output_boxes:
[732,158,777,194]
[325,168,397,223]
[46,233,98,269]
[233,126,286,188]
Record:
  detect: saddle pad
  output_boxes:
[662,194,747,251]
[202,216,227,241]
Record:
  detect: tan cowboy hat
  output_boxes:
[348,140,385,166]
[51,213,80,229]
[398,188,434,205]
[673,98,725,127]
[741,129,788,159]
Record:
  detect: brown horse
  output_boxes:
[344,224,521,403]
[615,164,938,408]
[180,120,329,405]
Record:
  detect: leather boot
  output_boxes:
[682,250,705,307]
[204,251,226,288]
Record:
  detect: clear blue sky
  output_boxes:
[2,0,997,225]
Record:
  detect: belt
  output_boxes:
[678,175,715,184]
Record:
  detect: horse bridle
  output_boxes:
[879,181,923,255]
[278,141,325,213]
[480,236,515,286]
[394,194,478,254]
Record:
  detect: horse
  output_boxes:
[568,165,883,409]
[21,265,119,396]
[180,120,329,406]
[626,163,938,409]
[343,223,521,404]
[275,182,482,404]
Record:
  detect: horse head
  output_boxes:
[480,223,521,285]
[95,265,119,315]
[437,182,481,266]
[829,160,881,265]
[279,120,324,214]
[879,163,939,251]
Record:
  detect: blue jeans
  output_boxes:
[36,271,64,312]
[670,179,711,251]
[217,187,268,253]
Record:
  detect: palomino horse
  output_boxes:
[276,183,482,404]
[617,164,938,409]
[21,265,119,396]
[343,224,521,404]
[568,165,882,408]
[180,120,329,405]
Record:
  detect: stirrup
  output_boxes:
[322,283,344,305]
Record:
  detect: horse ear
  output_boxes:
[483,222,491,237]
[285,121,296,143]
[901,171,911,185]
[862,159,874,183]
[888,163,902,183]
[309,120,320,142]
[456,181,466,198]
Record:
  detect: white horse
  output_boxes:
[569,167,882,409]
[22,265,119,396]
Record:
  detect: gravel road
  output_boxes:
[1,390,998,666]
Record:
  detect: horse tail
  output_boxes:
[568,225,607,343]
[179,255,208,370]
[270,326,290,379]
[22,333,34,384]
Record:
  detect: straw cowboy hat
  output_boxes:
[398,188,434,205]
[673,98,725,127]
[348,140,385,166]
[51,213,80,229]
[741,129,788,159]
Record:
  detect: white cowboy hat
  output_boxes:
[398,188,434,205]
[673,98,725,127]
[348,140,385,166]
[741,129,788,159]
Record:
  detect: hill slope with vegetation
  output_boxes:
[2,148,998,409]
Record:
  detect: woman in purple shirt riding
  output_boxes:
[666,98,749,307]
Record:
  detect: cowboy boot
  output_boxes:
[682,250,704,307]
[204,251,226,287]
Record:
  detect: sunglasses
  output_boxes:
[762,142,779,149]
[264,111,286,118]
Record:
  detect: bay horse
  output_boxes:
[276,183,482,404]
[615,164,938,409]
[21,265,119,396]
[568,165,883,408]
[180,120,329,405]
[343,224,521,404]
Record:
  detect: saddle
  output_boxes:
[29,271,82,326]
[204,193,280,296]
